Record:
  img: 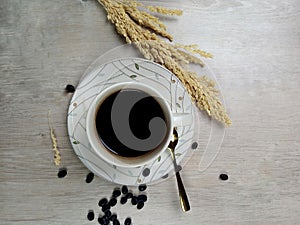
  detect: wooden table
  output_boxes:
[1,0,299,224]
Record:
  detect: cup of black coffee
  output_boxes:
[86,82,192,167]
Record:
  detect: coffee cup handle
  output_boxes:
[172,113,193,127]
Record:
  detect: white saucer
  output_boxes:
[67,58,197,186]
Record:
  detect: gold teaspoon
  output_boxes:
[168,128,191,212]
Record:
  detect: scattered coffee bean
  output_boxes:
[125,192,133,199]
[137,201,144,210]
[110,213,117,221]
[137,194,147,202]
[105,210,112,217]
[113,219,120,225]
[99,217,108,225]
[108,198,117,207]
[57,168,67,178]
[85,172,94,183]
[131,196,138,205]
[124,217,132,225]
[65,84,75,93]
[112,189,121,198]
[138,184,147,192]
[191,142,198,149]
[103,215,110,221]
[121,185,128,194]
[98,198,108,207]
[98,216,105,225]
[120,196,127,205]
[87,210,95,221]
[142,168,150,177]
[92,185,149,224]
[101,204,111,212]
[219,173,228,181]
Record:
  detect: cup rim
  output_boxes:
[86,82,173,168]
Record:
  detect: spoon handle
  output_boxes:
[175,171,191,212]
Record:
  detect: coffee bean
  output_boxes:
[131,196,138,205]
[65,84,75,93]
[121,185,128,194]
[138,184,147,192]
[110,213,117,221]
[124,217,132,225]
[98,216,105,225]
[137,201,144,210]
[137,194,147,202]
[57,168,67,178]
[103,215,110,221]
[105,210,112,217]
[108,198,117,207]
[142,168,150,177]
[191,142,198,149]
[112,189,121,198]
[98,198,108,207]
[125,192,133,199]
[87,210,95,221]
[101,204,111,212]
[219,173,228,181]
[104,219,110,225]
[85,172,94,183]
[113,219,120,225]
[120,196,127,205]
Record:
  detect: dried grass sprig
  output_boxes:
[174,43,213,58]
[48,110,61,166]
[123,5,173,41]
[145,5,183,16]
[100,0,157,43]
[97,0,231,125]
[122,0,183,16]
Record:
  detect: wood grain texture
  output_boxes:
[1,0,299,224]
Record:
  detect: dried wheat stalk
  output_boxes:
[98,0,231,125]
[48,110,61,166]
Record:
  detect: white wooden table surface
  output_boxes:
[1,0,299,224]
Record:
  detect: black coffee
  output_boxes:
[95,89,167,157]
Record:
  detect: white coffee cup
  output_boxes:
[86,82,192,167]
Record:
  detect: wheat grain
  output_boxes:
[97,0,231,125]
